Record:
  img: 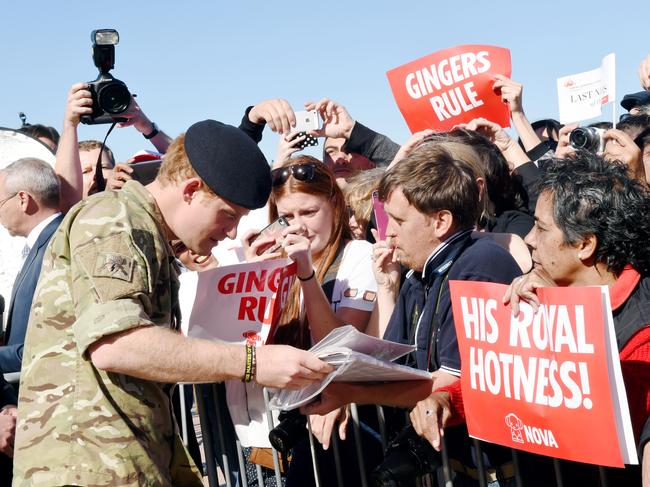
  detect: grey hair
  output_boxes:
[2,158,60,208]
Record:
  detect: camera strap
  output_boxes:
[94,122,117,192]
[408,232,472,371]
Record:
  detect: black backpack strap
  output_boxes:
[321,241,347,303]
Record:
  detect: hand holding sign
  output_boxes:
[493,75,524,115]
[387,45,511,133]
[304,98,355,140]
[502,267,555,316]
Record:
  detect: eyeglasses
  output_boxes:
[0,193,17,211]
[271,163,317,187]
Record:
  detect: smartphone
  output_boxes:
[293,110,320,133]
[250,217,289,255]
[291,131,319,150]
[372,191,389,241]
[130,160,162,185]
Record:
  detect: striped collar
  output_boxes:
[418,229,473,281]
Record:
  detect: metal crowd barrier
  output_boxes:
[1,373,615,487]
[181,384,616,487]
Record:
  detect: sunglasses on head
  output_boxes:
[271,163,317,187]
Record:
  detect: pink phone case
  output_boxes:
[372,191,389,241]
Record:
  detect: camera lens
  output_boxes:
[98,82,131,115]
[569,128,589,149]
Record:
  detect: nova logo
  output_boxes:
[504,413,558,448]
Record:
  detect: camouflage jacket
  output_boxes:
[13,181,201,487]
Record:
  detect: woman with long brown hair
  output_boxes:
[242,155,382,486]
[259,155,377,349]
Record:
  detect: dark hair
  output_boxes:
[17,124,60,148]
[539,152,650,275]
[447,128,526,216]
[518,119,562,151]
[634,127,650,151]
[378,143,480,230]
[587,121,613,130]
[531,119,562,135]
[617,114,650,139]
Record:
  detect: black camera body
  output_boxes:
[82,72,131,125]
[268,410,307,454]
[80,29,132,125]
[372,425,442,487]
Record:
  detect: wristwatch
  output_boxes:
[143,123,159,140]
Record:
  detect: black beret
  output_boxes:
[621,91,650,111]
[184,120,271,209]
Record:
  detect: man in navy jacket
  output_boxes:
[0,158,63,378]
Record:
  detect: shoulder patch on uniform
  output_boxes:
[93,252,134,282]
[74,233,150,303]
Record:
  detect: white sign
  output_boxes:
[557,53,615,124]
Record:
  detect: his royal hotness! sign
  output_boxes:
[449,281,638,467]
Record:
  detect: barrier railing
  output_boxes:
[188,384,617,487]
[5,372,616,486]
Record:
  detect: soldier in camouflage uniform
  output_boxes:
[12,120,332,486]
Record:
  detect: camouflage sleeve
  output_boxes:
[73,298,155,355]
[67,202,164,355]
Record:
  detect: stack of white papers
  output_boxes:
[269,325,431,410]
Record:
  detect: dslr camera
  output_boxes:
[268,409,307,454]
[569,127,606,154]
[81,29,132,125]
[372,425,442,486]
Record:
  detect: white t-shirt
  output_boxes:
[328,239,377,314]
[227,239,378,447]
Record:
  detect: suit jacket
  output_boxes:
[0,374,16,407]
[0,214,63,373]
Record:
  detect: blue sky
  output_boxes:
[0,1,646,163]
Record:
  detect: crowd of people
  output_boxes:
[0,51,649,487]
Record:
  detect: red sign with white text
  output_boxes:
[387,45,511,133]
[449,281,637,467]
[187,259,296,346]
